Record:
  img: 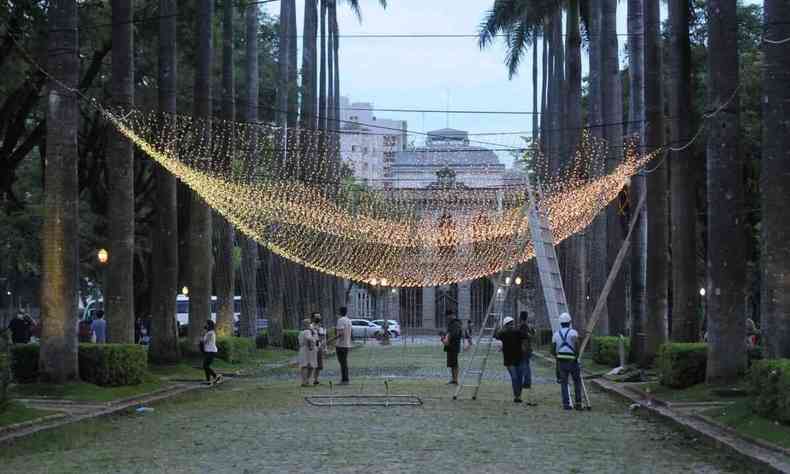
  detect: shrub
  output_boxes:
[283,330,300,351]
[179,338,202,357]
[216,337,255,363]
[750,359,790,423]
[657,343,707,389]
[591,336,631,367]
[10,344,40,383]
[256,331,269,349]
[78,344,147,386]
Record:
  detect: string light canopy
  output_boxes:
[103,107,655,288]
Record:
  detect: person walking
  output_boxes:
[518,311,535,390]
[445,311,462,385]
[552,312,582,410]
[335,306,352,385]
[298,318,318,387]
[202,320,222,386]
[8,311,31,344]
[311,313,326,385]
[90,310,107,344]
[494,316,528,403]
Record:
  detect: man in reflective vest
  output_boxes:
[551,312,582,410]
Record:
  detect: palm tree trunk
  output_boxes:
[539,27,547,151]
[188,0,214,350]
[214,0,236,337]
[627,0,646,362]
[301,0,318,130]
[643,0,668,364]
[531,30,538,140]
[543,18,554,163]
[39,0,79,383]
[705,0,745,384]
[669,0,697,342]
[106,0,135,343]
[319,0,328,131]
[150,0,180,363]
[761,0,790,358]
[287,0,299,127]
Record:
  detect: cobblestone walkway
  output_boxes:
[1,344,767,473]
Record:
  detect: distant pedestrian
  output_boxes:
[335,307,352,385]
[202,320,222,386]
[91,310,107,344]
[8,311,31,344]
[518,311,535,389]
[464,320,474,350]
[311,312,326,385]
[494,316,528,403]
[551,313,582,410]
[298,318,317,387]
[445,311,462,385]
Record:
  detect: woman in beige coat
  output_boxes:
[298,318,318,387]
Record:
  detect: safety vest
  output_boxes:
[556,328,576,360]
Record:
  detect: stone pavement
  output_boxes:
[0,344,769,473]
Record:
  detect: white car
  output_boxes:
[350,319,381,339]
[371,320,401,337]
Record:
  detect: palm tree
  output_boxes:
[668,0,696,342]
[150,0,181,363]
[39,0,79,383]
[761,0,790,359]
[106,0,135,343]
[239,0,261,339]
[705,0,745,384]
[213,0,236,337]
[188,0,214,349]
[643,0,667,364]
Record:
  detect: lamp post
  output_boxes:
[700,287,707,341]
[97,249,109,309]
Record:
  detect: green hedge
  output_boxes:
[750,359,790,423]
[657,343,708,389]
[78,344,147,386]
[591,336,631,367]
[217,337,255,363]
[256,331,269,349]
[283,330,300,351]
[11,344,147,386]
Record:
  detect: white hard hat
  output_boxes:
[503,317,515,326]
[559,313,572,324]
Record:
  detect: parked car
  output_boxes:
[371,320,401,337]
[350,319,381,339]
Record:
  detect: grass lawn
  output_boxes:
[9,376,164,403]
[704,399,790,451]
[149,348,296,381]
[0,401,59,428]
[643,381,749,403]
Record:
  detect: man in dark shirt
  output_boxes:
[518,311,536,389]
[445,310,462,385]
[495,316,528,403]
[8,312,32,344]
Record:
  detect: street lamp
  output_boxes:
[699,288,706,297]
[97,248,109,264]
[182,286,189,296]
[514,276,522,286]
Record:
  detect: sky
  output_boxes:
[262,0,762,167]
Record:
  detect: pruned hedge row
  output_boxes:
[657,343,708,389]
[11,344,147,386]
[283,330,300,351]
[216,337,255,363]
[750,359,790,423]
[590,336,631,367]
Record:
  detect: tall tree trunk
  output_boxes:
[543,18,554,164]
[150,0,180,363]
[761,0,790,358]
[106,0,135,343]
[669,0,697,342]
[643,0,667,364]
[319,0,328,131]
[39,0,79,383]
[587,0,608,335]
[331,0,340,132]
[240,1,260,339]
[539,27,548,152]
[287,0,298,127]
[188,0,214,349]
[601,0,626,336]
[532,29,538,141]
[627,0,646,362]
[705,0,745,384]
[301,0,318,129]
[213,0,236,337]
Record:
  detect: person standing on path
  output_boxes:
[551,312,582,410]
[202,320,222,386]
[298,318,317,387]
[518,311,535,389]
[311,313,326,385]
[445,310,462,385]
[90,310,107,343]
[494,316,528,403]
[8,311,32,344]
[335,307,352,385]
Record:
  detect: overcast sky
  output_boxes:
[263,0,762,167]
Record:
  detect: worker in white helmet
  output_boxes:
[494,316,529,403]
[551,312,582,410]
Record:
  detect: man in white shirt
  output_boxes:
[335,306,353,384]
[551,312,582,410]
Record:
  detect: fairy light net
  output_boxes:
[105,108,654,288]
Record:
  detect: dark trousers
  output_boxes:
[558,359,582,408]
[506,365,524,399]
[519,354,532,389]
[336,347,350,382]
[203,352,217,381]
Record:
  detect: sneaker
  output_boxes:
[513,398,523,404]
[563,406,572,411]
[447,381,458,385]
[575,405,585,411]
[214,375,224,385]
[313,381,320,385]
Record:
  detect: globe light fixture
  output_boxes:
[514,276,522,286]
[97,248,109,264]
[182,286,189,296]
[699,288,706,297]
[505,276,512,286]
